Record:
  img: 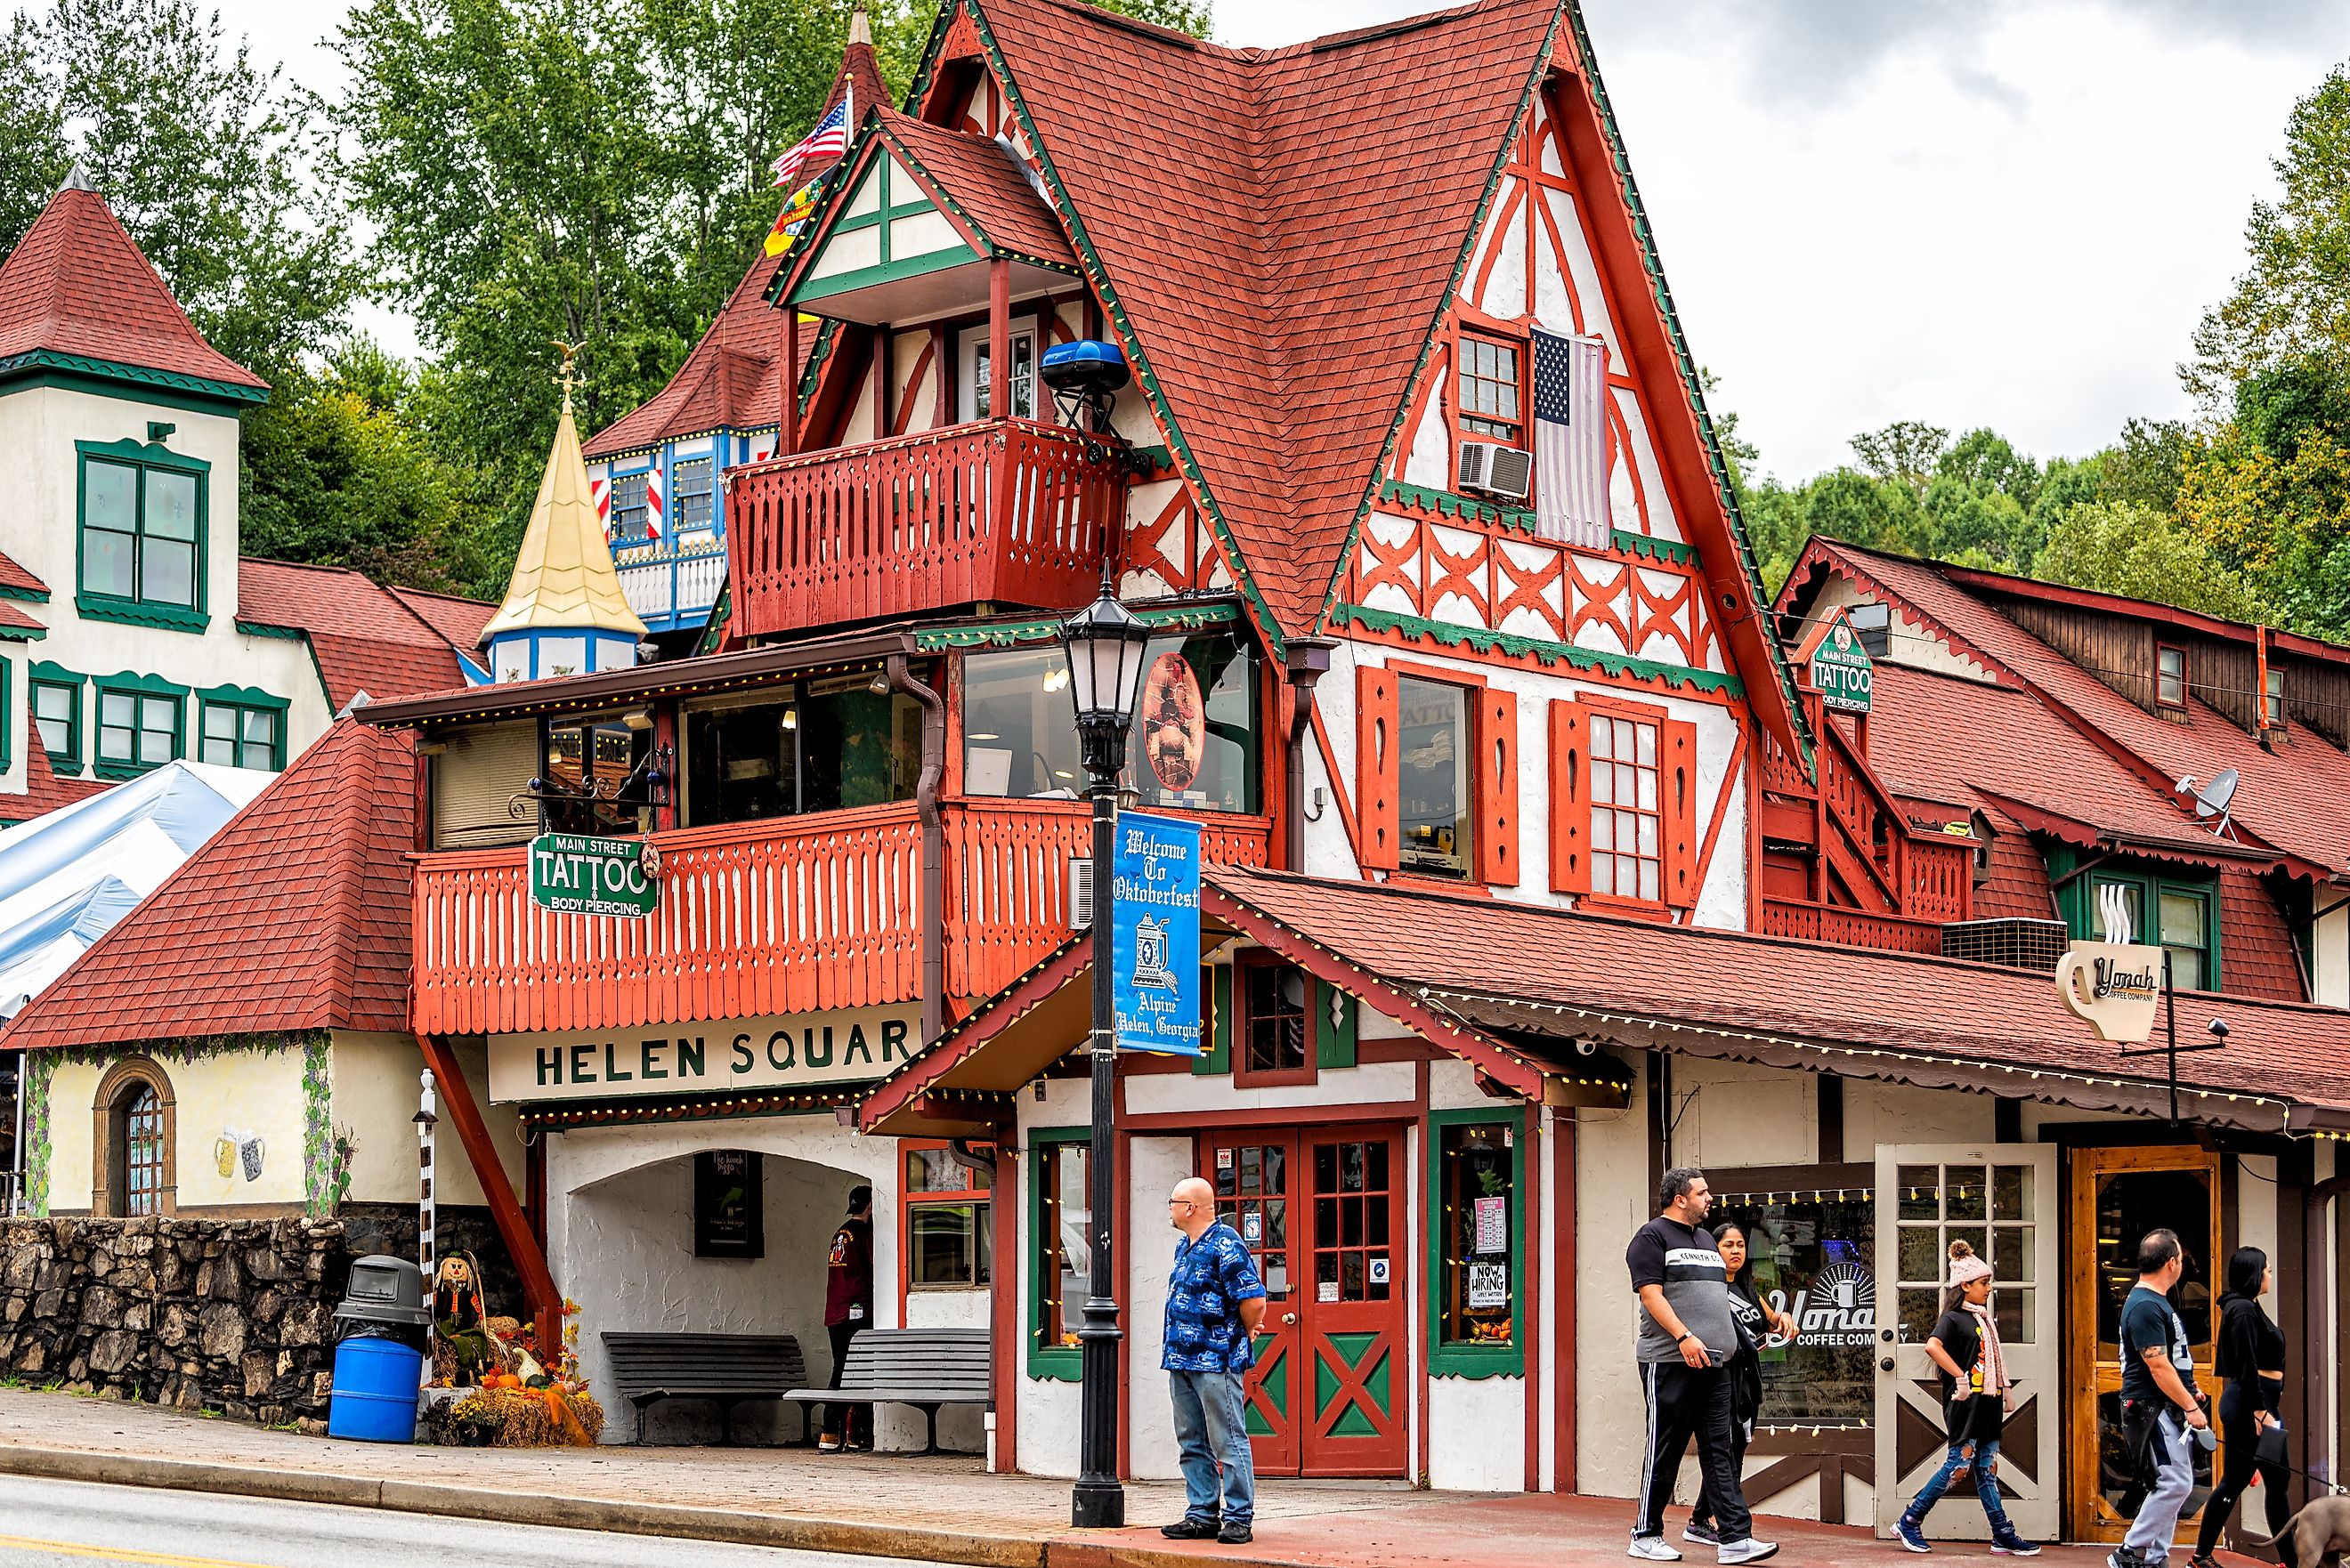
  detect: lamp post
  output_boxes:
[1058,573,1153,1530]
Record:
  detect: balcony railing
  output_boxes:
[410,799,1272,1038]
[1756,900,1946,956]
[727,418,1123,638]
[616,534,728,629]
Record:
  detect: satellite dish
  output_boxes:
[2175,768,2238,837]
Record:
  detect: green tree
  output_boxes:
[0,15,68,247]
[1850,420,1951,497]
[2035,499,2272,622]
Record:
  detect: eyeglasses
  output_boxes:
[1167,1198,1196,1209]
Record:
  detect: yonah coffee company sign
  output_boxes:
[486,1004,922,1103]
[2056,943,2163,1043]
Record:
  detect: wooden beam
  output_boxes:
[988,257,1010,421]
[782,311,801,456]
[419,1034,562,1335]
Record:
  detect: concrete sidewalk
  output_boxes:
[0,1386,2116,1568]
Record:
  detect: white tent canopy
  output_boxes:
[0,762,270,1019]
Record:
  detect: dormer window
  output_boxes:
[1457,335,1524,447]
[2265,667,2284,728]
[2155,644,2187,709]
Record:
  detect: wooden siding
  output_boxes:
[411,799,1271,1036]
[1998,598,2165,715]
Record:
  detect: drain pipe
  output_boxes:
[1283,640,1336,873]
[888,652,948,1048]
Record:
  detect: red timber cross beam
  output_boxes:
[420,1033,563,1339]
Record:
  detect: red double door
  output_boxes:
[1198,1127,1408,1477]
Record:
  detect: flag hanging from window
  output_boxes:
[1532,327,1609,550]
[771,101,850,190]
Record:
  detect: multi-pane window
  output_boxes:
[96,687,180,773]
[1591,710,1662,902]
[1033,1136,1090,1355]
[1241,962,1309,1080]
[199,700,282,771]
[2156,644,2187,707]
[1894,1160,2038,1348]
[904,1143,993,1289]
[1435,1120,1511,1348]
[31,678,77,768]
[2265,668,2285,728]
[1397,676,1472,877]
[543,710,651,836]
[80,453,202,613]
[966,327,1037,421]
[609,469,651,543]
[116,1086,164,1216]
[1457,335,1524,444]
[2086,873,2213,991]
[671,457,715,533]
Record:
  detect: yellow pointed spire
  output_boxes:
[480,346,650,645]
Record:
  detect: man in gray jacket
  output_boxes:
[1625,1167,1776,1565]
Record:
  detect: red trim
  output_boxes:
[1689,715,1747,913]
[1121,1103,1414,1136]
[1230,950,1317,1089]
[1521,1103,1542,1491]
[993,1137,1019,1472]
[1385,656,1487,691]
[1413,1058,1431,1485]
[895,1138,993,1315]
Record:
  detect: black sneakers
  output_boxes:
[1161,1517,1221,1540]
[1219,1522,1255,1545]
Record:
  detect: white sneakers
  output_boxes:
[1632,1531,1778,1564]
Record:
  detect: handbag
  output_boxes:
[2256,1420,2289,1470]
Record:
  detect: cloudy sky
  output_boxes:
[208,0,2341,479]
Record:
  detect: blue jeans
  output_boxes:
[1170,1369,1254,1525]
[1905,1435,2014,1532]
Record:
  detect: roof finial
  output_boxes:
[551,339,583,412]
[59,160,94,196]
[848,1,871,46]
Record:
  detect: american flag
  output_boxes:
[771,101,850,190]
[1533,326,1609,550]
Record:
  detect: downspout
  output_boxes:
[889,652,947,1047]
[1282,639,1336,873]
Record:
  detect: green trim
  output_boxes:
[914,602,1242,652]
[0,654,12,773]
[947,0,1290,657]
[1195,963,1233,1076]
[29,661,85,776]
[1616,530,1694,565]
[797,247,984,305]
[0,349,266,413]
[195,683,291,772]
[1313,980,1356,1070]
[1027,1124,1091,1381]
[0,622,44,643]
[90,670,189,780]
[235,619,306,641]
[1426,1104,1528,1378]
[2053,849,2222,992]
[75,438,212,634]
[1333,602,1742,696]
[1374,481,1699,568]
[0,581,50,605]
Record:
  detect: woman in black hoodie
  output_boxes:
[2192,1246,2289,1568]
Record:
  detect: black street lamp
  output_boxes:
[1058,573,1153,1530]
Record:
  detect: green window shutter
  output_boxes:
[1314,980,1357,1069]
[1195,964,1231,1075]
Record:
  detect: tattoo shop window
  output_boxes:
[1236,958,1310,1085]
[1397,676,1472,878]
[541,709,652,836]
[1711,1186,1877,1424]
[1457,335,1524,445]
[1591,709,1662,903]
[904,1142,993,1289]
[1432,1113,1521,1375]
[1031,1134,1090,1370]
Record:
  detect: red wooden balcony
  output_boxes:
[726,418,1124,638]
[409,800,1272,1038]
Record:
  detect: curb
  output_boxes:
[0,1444,1316,1568]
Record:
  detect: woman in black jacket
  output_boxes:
[1686,1218,1795,1548]
[2192,1246,2289,1568]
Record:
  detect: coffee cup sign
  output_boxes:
[2056,942,2163,1043]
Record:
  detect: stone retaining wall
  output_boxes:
[0,1216,348,1427]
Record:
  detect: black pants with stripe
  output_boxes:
[1635,1360,1753,1543]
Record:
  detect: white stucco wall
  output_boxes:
[2314,899,2347,1009]
[41,1046,307,1215]
[1013,1078,1087,1477]
[1671,1056,1817,1171]
[0,384,333,805]
[1126,1134,1194,1483]
[1574,1050,1651,1502]
[328,1031,531,1208]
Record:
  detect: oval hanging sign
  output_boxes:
[530,832,660,917]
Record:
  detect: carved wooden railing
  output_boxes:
[727,418,1122,636]
[1755,900,1947,956]
[409,799,1273,1037]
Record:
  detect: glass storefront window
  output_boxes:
[961,631,1260,812]
[684,680,921,825]
[1436,1120,1515,1348]
[1033,1136,1090,1354]
[1397,676,1472,877]
[1713,1189,1877,1423]
[542,709,652,836]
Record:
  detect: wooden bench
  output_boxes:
[601,1331,813,1446]
[784,1327,991,1456]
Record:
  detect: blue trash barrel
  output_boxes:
[327,1336,423,1443]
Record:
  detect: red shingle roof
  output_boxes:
[2,719,418,1048]
[0,548,46,599]
[878,109,1074,265]
[237,559,492,708]
[2,745,108,825]
[0,182,266,392]
[0,599,43,636]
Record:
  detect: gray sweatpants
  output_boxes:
[2121,1408,2195,1563]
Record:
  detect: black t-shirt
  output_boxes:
[2119,1285,2197,1406]
[1626,1216,1737,1363]
[1931,1306,2006,1443]
[2215,1295,2285,1414]
[1931,1308,1983,1406]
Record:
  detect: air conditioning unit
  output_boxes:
[1458,440,1533,503]
[1068,855,1094,929]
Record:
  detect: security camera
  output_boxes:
[2208,1019,2229,1040]
[1574,1039,1599,1058]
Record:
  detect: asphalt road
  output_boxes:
[0,1475,965,1568]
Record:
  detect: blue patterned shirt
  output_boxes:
[1162,1220,1267,1374]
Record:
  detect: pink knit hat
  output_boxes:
[1948,1240,1994,1287]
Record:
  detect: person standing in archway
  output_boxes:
[819,1184,874,1452]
